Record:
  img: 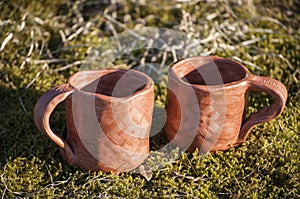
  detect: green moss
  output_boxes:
[0,0,299,198]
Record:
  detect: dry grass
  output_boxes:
[0,0,299,198]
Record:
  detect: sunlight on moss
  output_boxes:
[0,0,299,198]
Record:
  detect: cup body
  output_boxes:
[63,69,154,172]
[66,69,154,172]
[165,56,253,152]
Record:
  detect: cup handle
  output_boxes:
[238,75,288,143]
[34,83,77,165]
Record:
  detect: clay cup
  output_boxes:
[164,56,287,153]
[34,69,154,173]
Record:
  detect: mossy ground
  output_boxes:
[0,0,299,198]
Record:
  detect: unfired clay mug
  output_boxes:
[164,56,287,153]
[34,69,154,173]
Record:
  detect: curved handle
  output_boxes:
[238,75,288,143]
[34,83,77,164]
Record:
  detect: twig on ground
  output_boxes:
[186,158,199,176]
[260,16,288,31]
[232,56,263,70]
[104,14,126,29]
[284,189,297,199]
[171,48,178,62]
[252,53,295,71]
[160,51,168,67]
[26,58,65,65]
[59,30,67,43]
[26,29,35,58]
[0,19,12,26]
[197,31,220,44]
[105,20,122,51]
[171,171,212,182]
[18,97,29,116]
[224,0,238,19]
[269,54,294,71]
[33,16,44,25]
[138,164,153,181]
[1,166,12,199]
[0,33,13,52]
[241,36,265,46]
[140,39,154,65]
[53,60,85,72]
[215,22,234,44]
[67,27,85,41]
[45,165,54,189]
[25,64,46,89]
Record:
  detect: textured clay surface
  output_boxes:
[164,56,287,153]
[34,69,154,173]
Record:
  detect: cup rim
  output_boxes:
[169,55,251,90]
[67,68,154,100]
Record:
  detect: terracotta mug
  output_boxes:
[164,56,287,153]
[34,69,154,173]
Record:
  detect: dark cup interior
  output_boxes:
[173,59,247,86]
[78,70,148,98]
